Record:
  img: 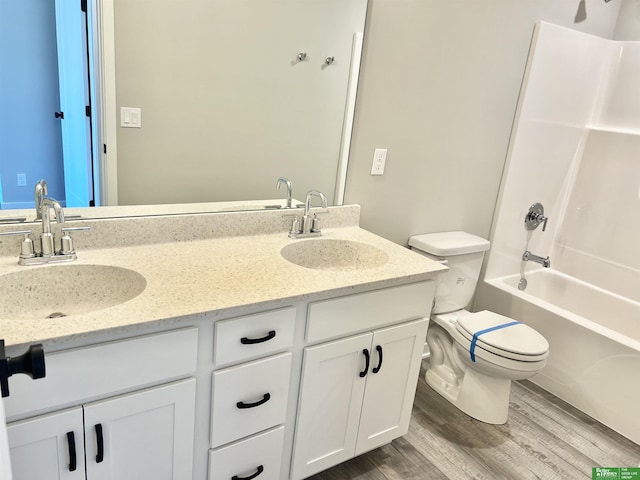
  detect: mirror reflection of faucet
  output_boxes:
[276,177,293,209]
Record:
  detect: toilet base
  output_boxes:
[426,366,511,424]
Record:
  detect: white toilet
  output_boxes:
[408,231,549,424]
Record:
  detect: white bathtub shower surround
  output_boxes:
[480,271,640,445]
[479,22,640,445]
[485,22,640,288]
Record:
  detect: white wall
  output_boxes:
[344,0,621,246]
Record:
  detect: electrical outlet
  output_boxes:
[370,148,387,175]
[17,173,27,187]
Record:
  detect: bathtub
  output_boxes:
[478,269,640,445]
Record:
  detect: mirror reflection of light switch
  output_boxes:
[121,107,142,128]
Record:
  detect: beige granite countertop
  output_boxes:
[0,207,445,350]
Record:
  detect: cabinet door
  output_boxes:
[8,407,85,480]
[291,333,372,480]
[355,318,428,456]
[84,379,196,480]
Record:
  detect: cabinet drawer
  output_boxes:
[214,307,296,367]
[211,353,292,447]
[208,426,285,480]
[306,281,435,343]
[4,328,198,419]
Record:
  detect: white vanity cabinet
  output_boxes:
[9,379,196,480]
[5,328,199,480]
[208,308,296,480]
[8,407,85,480]
[291,282,434,480]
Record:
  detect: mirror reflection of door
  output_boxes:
[0,0,95,211]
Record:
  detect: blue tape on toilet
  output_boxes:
[469,321,521,362]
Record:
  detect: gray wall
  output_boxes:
[344,0,622,245]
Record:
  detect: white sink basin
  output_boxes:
[0,265,146,320]
[280,239,389,271]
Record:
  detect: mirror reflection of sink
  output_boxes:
[218,205,283,212]
[280,239,389,271]
[0,265,146,320]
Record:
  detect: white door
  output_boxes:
[54,0,92,207]
[355,319,428,455]
[84,379,196,480]
[1,398,13,480]
[7,407,85,480]
[291,333,372,480]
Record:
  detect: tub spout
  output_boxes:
[522,250,550,268]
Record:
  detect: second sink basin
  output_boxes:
[0,264,146,320]
[281,239,389,271]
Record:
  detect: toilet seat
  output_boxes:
[455,310,549,362]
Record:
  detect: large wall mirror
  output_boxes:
[0,0,368,220]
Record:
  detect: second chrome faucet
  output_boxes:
[288,190,329,238]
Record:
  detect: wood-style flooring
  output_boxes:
[309,361,640,480]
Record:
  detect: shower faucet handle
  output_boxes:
[524,203,548,232]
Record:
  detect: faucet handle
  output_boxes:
[524,203,548,232]
[60,226,90,255]
[0,230,36,259]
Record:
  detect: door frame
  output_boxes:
[88,0,118,206]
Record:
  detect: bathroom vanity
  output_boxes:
[0,205,445,480]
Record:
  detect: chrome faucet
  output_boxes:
[40,196,66,257]
[522,250,551,268]
[0,195,89,265]
[34,179,48,220]
[288,189,328,238]
[276,177,293,208]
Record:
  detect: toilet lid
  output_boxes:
[456,310,549,358]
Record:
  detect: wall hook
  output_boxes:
[324,56,335,65]
[297,52,307,61]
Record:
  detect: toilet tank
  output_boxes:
[408,231,490,314]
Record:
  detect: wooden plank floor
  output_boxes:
[309,361,640,480]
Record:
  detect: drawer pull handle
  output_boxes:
[372,345,383,374]
[66,431,77,471]
[95,424,104,463]
[236,393,271,409]
[359,348,370,377]
[232,465,264,480]
[240,330,276,345]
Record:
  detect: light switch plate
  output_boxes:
[121,107,142,128]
